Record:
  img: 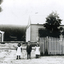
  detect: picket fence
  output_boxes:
[40,37,64,55]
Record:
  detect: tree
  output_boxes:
[44,12,62,31]
[0,0,3,4]
[0,7,2,12]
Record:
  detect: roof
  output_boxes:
[26,23,64,29]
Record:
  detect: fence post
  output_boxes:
[44,37,48,55]
[40,38,44,56]
[62,38,64,54]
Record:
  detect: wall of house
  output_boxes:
[30,24,45,42]
[26,26,31,42]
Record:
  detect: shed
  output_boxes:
[0,30,4,42]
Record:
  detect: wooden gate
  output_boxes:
[40,37,64,55]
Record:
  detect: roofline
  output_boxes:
[26,24,64,29]
[30,24,44,26]
[26,24,44,30]
[30,24,64,26]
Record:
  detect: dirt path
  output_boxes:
[0,50,64,64]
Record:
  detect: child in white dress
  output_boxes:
[35,44,40,58]
[16,43,22,59]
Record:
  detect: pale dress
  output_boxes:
[35,46,40,55]
[16,46,22,56]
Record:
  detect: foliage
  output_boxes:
[0,25,26,41]
[39,29,60,38]
[44,12,62,31]
[0,0,3,4]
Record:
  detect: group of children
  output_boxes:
[16,41,40,60]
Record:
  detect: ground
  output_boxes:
[0,43,64,64]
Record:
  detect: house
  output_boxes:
[26,15,64,42]
[26,15,45,42]
[26,23,64,42]
[26,24,45,42]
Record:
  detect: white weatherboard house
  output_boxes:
[26,15,64,42]
[26,15,45,42]
[0,30,4,42]
[26,24,45,42]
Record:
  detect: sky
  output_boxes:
[0,0,64,26]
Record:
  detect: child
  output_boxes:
[16,43,22,60]
[35,44,40,58]
[26,41,32,59]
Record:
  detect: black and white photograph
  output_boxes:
[0,0,64,64]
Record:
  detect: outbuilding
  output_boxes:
[0,30,4,42]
